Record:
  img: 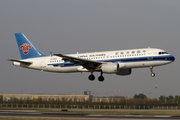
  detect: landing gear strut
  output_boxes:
[98,71,104,82]
[150,66,155,77]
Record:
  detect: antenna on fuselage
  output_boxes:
[148,46,150,49]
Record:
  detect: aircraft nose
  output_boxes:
[172,55,175,62]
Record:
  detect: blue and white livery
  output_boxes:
[8,33,175,82]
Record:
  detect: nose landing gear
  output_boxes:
[150,66,155,77]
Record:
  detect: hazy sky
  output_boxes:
[0,0,179,98]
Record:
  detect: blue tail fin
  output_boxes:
[15,33,45,59]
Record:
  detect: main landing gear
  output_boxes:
[88,71,104,82]
[150,66,155,77]
[88,74,95,81]
[98,71,104,82]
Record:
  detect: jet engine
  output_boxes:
[101,63,131,75]
[101,63,118,74]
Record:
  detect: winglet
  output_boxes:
[50,52,54,57]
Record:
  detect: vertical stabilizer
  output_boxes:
[15,33,45,59]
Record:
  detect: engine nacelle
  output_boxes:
[101,63,131,75]
[116,68,132,76]
[101,63,119,74]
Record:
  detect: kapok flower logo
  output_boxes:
[20,43,32,55]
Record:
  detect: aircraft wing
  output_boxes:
[54,54,102,69]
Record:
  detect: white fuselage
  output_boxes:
[13,48,175,74]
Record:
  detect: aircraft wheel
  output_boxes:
[88,74,95,81]
[151,73,155,77]
[98,76,104,82]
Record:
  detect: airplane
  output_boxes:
[8,33,175,82]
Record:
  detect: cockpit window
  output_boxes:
[159,52,168,55]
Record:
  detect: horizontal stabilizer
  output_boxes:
[7,59,32,65]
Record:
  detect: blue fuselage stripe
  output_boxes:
[48,55,174,67]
